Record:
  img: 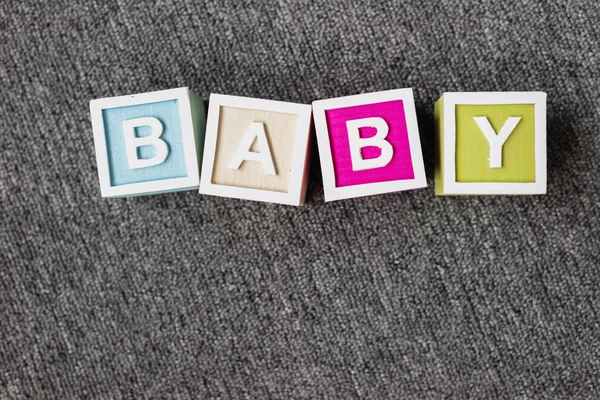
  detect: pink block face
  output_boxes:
[324,100,415,187]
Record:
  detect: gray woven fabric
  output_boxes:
[1,1,600,398]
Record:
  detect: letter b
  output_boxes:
[122,117,169,169]
[346,117,394,171]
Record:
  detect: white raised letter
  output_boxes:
[473,116,521,168]
[228,122,276,175]
[346,117,393,171]
[122,117,168,169]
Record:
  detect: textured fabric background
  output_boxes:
[1,1,600,399]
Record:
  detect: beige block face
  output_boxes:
[211,107,298,193]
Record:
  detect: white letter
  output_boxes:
[228,122,276,175]
[473,116,521,168]
[122,117,168,169]
[346,117,393,171]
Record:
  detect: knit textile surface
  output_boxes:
[1,1,600,398]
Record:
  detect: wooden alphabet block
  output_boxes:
[312,89,426,201]
[434,92,546,195]
[198,94,312,205]
[90,88,206,197]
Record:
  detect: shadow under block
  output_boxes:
[198,94,312,206]
[90,87,206,197]
[312,88,426,201]
[434,92,547,195]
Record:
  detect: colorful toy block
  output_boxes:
[434,92,546,195]
[312,88,426,201]
[90,88,206,197]
[198,94,312,206]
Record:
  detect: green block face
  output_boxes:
[455,104,536,183]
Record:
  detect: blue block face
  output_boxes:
[102,100,188,186]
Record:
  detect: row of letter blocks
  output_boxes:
[90,88,546,204]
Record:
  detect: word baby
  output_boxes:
[90,88,546,205]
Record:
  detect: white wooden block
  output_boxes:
[90,87,206,197]
[312,88,426,201]
[435,92,547,195]
[199,94,312,206]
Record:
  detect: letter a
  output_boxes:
[473,116,521,168]
[346,117,394,171]
[228,122,276,175]
[122,117,169,169]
